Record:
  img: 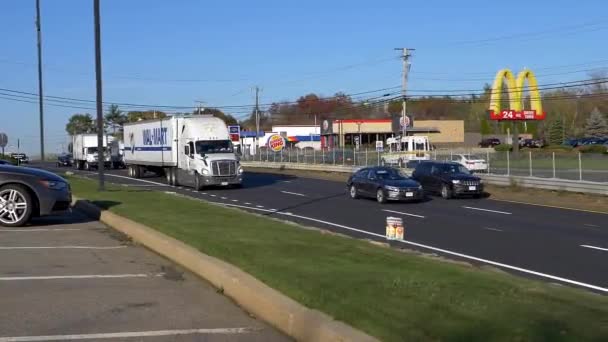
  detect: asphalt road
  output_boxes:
[0,210,289,341]
[37,163,608,294]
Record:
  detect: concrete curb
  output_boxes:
[72,197,378,342]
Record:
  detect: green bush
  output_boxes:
[494,144,512,152]
[578,145,608,154]
[542,145,574,152]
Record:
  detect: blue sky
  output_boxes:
[1,0,607,155]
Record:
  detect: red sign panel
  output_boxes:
[229,133,240,142]
[489,110,546,121]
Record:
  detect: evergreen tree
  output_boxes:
[548,118,565,145]
[584,107,608,138]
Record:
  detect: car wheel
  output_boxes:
[349,185,359,199]
[0,185,33,227]
[441,184,452,199]
[376,188,386,204]
[194,172,203,191]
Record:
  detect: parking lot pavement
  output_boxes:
[0,211,290,342]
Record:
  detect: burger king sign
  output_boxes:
[267,134,286,152]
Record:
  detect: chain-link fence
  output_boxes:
[241,147,608,183]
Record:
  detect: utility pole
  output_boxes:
[254,86,261,153]
[395,48,414,142]
[35,0,45,161]
[94,0,105,191]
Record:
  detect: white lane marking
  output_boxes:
[232,199,238,202]
[483,227,503,232]
[177,187,183,189]
[201,192,208,195]
[210,194,217,197]
[382,209,425,219]
[244,202,252,205]
[256,205,264,208]
[221,197,228,200]
[584,223,600,228]
[103,173,167,186]
[0,246,126,250]
[281,180,292,183]
[0,228,80,232]
[0,273,158,281]
[219,202,608,293]
[280,190,307,197]
[0,327,255,342]
[463,206,512,215]
[581,245,608,252]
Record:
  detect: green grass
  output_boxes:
[490,154,608,170]
[69,176,608,341]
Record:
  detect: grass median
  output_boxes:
[68,176,608,341]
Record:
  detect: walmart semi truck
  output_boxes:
[123,115,243,190]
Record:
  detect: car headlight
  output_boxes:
[385,186,400,192]
[238,166,244,174]
[202,169,210,175]
[40,180,68,190]
[452,180,460,184]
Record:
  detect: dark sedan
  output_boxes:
[57,153,73,167]
[347,166,423,203]
[0,165,72,227]
[412,161,484,199]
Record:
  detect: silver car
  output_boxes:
[0,165,72,227]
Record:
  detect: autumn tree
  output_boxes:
[126,110,167,122]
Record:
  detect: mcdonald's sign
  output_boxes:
[488,68,547,121]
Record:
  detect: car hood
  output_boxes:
[382,178,420,188]
[0,165,67,182]
[438,173,480,182]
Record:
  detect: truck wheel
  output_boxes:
[134,166,142,179]
[0,184,33,227]
[194,172,203,191]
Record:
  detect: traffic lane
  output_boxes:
[0,211,289,341]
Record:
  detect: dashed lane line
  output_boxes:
[280,191,307,197]
[382,209,425,219]
[462,206,512,215]
[581,244,608,252]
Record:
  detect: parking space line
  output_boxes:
[382,209,425,219]
[462,206,512,215]
[0,246,126,250]
[0,273,161,281]
[280,191,307,197]
[581,244,608,252]
[232,199,238,202]
[0,327,256,341]
[0,228,81,232]
[244,202,252,205]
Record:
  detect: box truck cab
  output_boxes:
[123,115,243,190]
[72,134,113,171]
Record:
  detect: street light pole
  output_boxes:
[35,0,45,161]
[94,0,105,191]
[395,48,414,142]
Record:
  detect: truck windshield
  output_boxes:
[86,147,107,154]
[195,140,233,154]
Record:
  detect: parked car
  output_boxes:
[347,166,423,204]
[0,165,71,227]
[412,161,484,199]
[10,153,29,164]
[478,138,501,148]
[0,160,13,165]
[520,139,544,148]
[450,154,488,172]
[56,153,73,167]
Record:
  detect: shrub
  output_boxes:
[578,145,608,154]
[494,144,512,152]
[542,145,574,152]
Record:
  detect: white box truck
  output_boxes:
[123,115,243,190]
[72,134,113,171]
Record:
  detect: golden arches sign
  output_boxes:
[488,68,546,121]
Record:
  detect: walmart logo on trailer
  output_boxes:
[143,127,168,146]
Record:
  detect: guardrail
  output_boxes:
[241,161,608,196]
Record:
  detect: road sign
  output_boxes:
[354,136,360,150]
[399,115,411,128]
[375,140,384,152]
[0,133,7,148]
[228,125,241,142]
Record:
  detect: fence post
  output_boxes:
[552,152,556,178]
[333,148,336,165]
[507,150,510,176]
[342,147,345,166]
[529,151,532,177]
[288,148,291,163]
[266,148,269,162]
[322,148,325,164]
[579,152,582,181]
[313,148,316,164]
[486,150,490,174]
[365,148,368,166]
[296,148,299,163]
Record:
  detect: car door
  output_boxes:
[428,164,443,193]
[362,169,378,196]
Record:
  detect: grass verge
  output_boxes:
[69,176,608,341]
[246,167,608,214]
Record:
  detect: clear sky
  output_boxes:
[1,0,607,155]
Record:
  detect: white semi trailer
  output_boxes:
[72,134,112,171]
[123,115,243,190]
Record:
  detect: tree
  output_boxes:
[584,107,608,138]
[104,104,126,135]
[547,117,565,145]
[126,110,167,122]
[65,113,96,135]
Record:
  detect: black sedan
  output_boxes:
[57,153,73,167]
[347,166,423,204]
[0,165,72,227]
[412,161,484,199]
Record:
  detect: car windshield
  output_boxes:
[375,168,406,180]
[463,154,482,160]
[195,140,234,154]
[437,164,471,175]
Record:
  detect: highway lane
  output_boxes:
[38,163,608,293]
